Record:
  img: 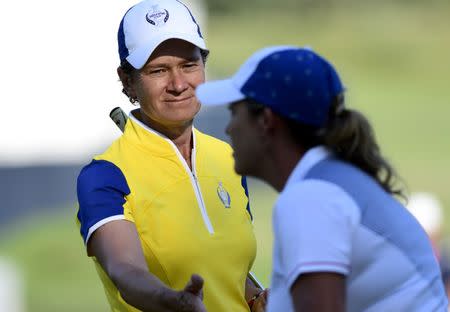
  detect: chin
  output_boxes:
[167,111,198,124]
[175,106,200,121]
[233,160,249,176]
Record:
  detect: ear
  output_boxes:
[258,107,281,135]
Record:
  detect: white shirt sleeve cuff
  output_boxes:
[286,261,349,289]
[85,215,125,245]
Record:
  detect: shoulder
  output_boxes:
[195,129,232,151]
[77,160,131,244]
[194,129,236,173]
[275,179,361,225]
[279,179,355,205]
[272,180,360,283]
[77,159,129,195]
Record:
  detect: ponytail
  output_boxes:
[322,95,405,197]
[281,95,405,197]
[245,95,405,198]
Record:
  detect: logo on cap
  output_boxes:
[217,182,231,208]
[146,5,169,27]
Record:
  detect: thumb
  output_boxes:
[184,274,204,297]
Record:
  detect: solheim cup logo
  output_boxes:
[217,182,231,208]
[146,5,169,26]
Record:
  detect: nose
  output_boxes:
[167,70,189,94]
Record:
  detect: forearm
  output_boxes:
[87,221,202,311]
[110,263,177,312]
[291,272,345,312]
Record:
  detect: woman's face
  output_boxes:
[129,39,205,128]
[226,101,265,176]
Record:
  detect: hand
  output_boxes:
[251,289,269,312]
[176,274,207,312]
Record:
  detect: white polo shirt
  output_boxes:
[266,146,447,312]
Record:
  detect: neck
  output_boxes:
[259,141,305,192]
[135,110,194,168]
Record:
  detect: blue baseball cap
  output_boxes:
[196,46,344,127]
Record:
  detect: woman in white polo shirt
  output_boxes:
[196,46,448,311]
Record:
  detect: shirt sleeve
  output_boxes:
[273,179,360,289]
[76,159,132,245]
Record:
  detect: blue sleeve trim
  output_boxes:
[241,176,253,221]
[77,160,131,243]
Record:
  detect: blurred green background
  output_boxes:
[1,1,450,310]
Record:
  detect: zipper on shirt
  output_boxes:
[128,116,214,234]
[166,132,215,234]
[189,134,214,234]
[192,171,214,234]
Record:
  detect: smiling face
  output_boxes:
[226,100,266,176]
[128,39,205,128]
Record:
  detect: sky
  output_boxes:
[0,0,207,166]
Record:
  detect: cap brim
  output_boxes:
[127,32,207,69]
[196,79,245,107]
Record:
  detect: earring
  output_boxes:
[122,88,138,105]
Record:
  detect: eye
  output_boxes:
[183,62,199,71]
[142,67,166,76]
[149,68,166,75]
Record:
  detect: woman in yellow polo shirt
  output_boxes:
[76,0,266,311]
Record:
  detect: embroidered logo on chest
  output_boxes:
[217,182,231,208]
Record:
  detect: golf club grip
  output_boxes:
[248,271,265,289]
[110,107,128,133]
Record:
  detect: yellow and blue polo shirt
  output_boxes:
[77,113,256,312]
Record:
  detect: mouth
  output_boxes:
[164,96,194,105]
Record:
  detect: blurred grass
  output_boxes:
[248,180,278,287]
[0,208,108,311]
[2,3,450,311]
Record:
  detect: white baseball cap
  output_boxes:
[118,0,208,69]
